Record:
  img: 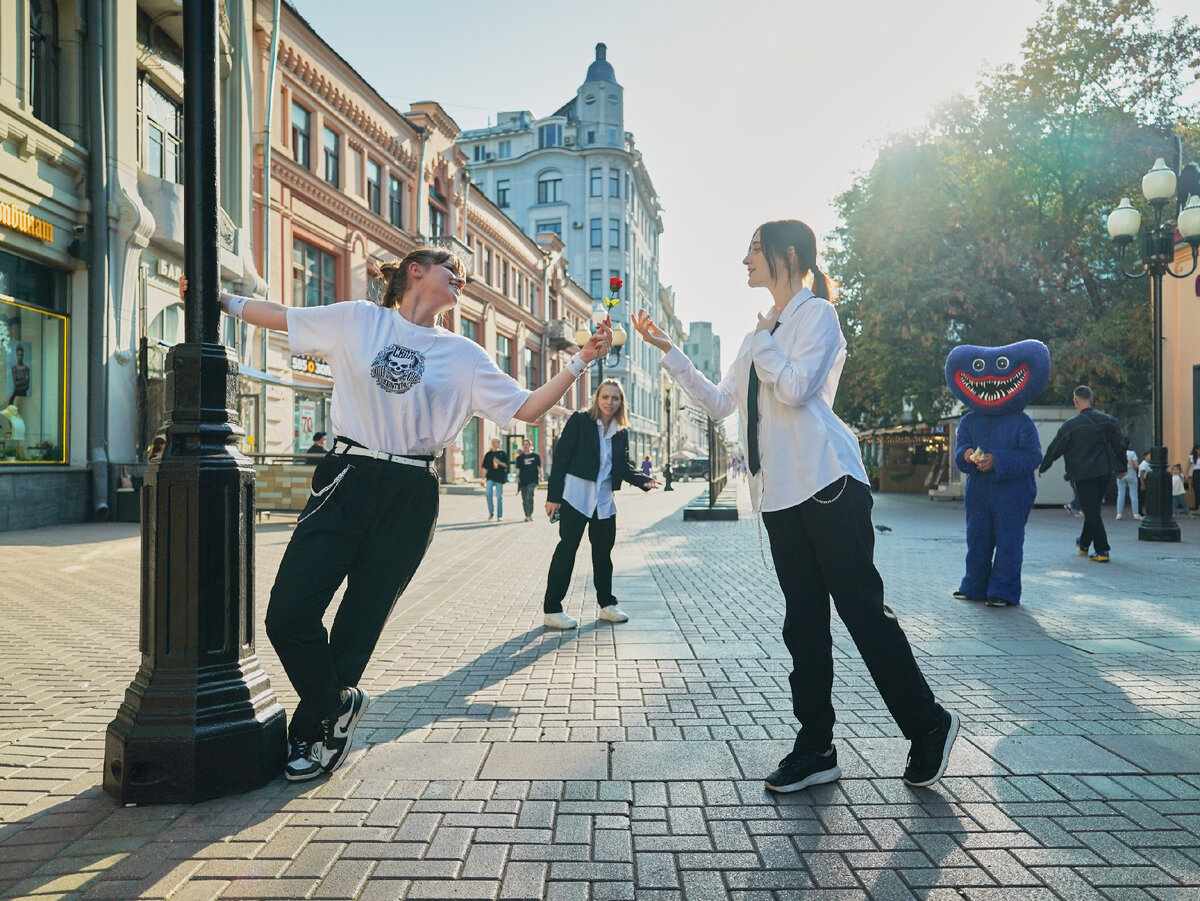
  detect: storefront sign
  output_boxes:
[156,259,183,282]
[290,355,332,379]
[0,203,53,242]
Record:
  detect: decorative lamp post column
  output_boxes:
[1107,154,1200,543]
[573,306,627,385]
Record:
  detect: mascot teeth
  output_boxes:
[956,366,1029,406]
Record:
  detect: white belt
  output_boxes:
[334,442,433,469]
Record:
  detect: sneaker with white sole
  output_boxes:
[544,611,578,630]
[284,738,322,782]
[1115,513,1123,520]
[597,605,629,623]
[903,709,959,787]
[311,687,369,776]
[765,745,841,792]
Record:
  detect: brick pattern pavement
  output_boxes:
[2,482,1200,899]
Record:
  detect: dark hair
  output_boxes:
[756,219,836,302]
[312,431,326,442]
[1073,385,1093,403]
[376,248,466,325]
[587,378,629,428]
[151,436,166,449]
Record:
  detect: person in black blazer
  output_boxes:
[543,379,658,629]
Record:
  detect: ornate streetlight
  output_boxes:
[1107,154,1200,543]
[574,304,627,384]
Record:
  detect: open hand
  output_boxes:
[642,479,661,491]
[631,309,673,352]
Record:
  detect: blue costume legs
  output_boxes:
[959,491,992,599]
[986,491,1033,604]
[960,481,1034,605]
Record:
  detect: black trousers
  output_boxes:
[519,481,537,518]
[543,502,617,613]
[761,477,941,753]
[266,453,439,742]
[1075,473,1110,555]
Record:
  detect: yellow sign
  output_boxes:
[0,203,54,242]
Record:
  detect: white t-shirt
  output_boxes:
[286,301,530,456]
[1125,449,1138,475]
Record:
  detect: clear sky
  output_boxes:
[292,0,1197,359]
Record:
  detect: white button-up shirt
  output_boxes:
[661,288,867,513]
[561,417,619,519]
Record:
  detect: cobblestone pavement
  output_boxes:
[2,481,1199,900]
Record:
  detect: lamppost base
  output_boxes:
[1137,517,1181,542]
[1138,448,1180,542]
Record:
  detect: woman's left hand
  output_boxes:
[756,308,782,334]
[642,479,661,491]
[579,316,613,363]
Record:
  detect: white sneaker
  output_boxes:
[1115,514,1123,520]
[597,605,629,623]
[544,612,578,630]
[1134,514,1144,521]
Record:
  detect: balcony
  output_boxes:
[547,319,578,352]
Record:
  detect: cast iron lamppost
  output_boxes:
[574,304,627,383]
[663,391,674,490]
[1106,152,1200,543]
[104,0,285,803]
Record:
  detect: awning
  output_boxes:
[238,363,332,394]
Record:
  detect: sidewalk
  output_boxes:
[2,482,1199,900]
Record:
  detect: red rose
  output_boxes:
[609,277,623,293]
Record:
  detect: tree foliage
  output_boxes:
[830,0,1200,429]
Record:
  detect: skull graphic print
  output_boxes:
[370,344,425,394]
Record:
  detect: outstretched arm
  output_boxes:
[513,318,612,423]
[179,275,289,332]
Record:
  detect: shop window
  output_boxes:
[29,0,60,130]
[0,252,68,463]
[292,238,336,307]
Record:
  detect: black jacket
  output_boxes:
[547,411,652,504]
[1039,407,1123,482]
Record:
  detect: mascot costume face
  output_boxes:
[945,339,1050,606]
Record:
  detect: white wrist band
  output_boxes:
[566,352,587,378]
[224,294,248,320]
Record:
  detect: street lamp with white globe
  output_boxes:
[574,304,627,384]
[1106,151,1200,542]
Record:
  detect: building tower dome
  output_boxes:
[585,43,617,84]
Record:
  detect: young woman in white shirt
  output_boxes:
[631,219,958,792]
[183,248,611,782]
[542,379,658,629]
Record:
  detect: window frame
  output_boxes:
[291,101,312,169]
[291,237,337,308]
[323,126,340,187]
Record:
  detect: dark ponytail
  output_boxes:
[375,247,465,327]
[757,219,837,302]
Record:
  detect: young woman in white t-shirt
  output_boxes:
[184,247,611,782]
[631,219,957,794]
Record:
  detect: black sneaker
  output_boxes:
[312,687,370,776]
[764,746,841,793]
[903,709,959,787]
[284,738,321,782]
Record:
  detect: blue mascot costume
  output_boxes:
[945,339,1050,607]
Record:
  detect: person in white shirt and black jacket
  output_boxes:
[542,379,658,630]
[631,219,958,793]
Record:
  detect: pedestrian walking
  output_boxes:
[641,455,652,478]
[542,379,658,630]
[1138,450,1152,516]
[1038,385,1124,562]
[180,250,612,782]
[514,438,542,522]
[1115,439,1141,521]
[1189,444,1200,511]
[482,438,509,520]
[632,218,959,792]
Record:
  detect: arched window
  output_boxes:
[29,0,60,130]
[537,170,562,205]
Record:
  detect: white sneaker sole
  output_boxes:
[903,710,960,787]
[765,765,841,793]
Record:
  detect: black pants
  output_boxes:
[1075,473,1110,555]
[266,453,439,742]
[761,477,941,753]
[519,481,537,518]
[543,502,617,613]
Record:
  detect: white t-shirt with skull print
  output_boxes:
[287,300,530,456]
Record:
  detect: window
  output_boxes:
[389,176,403,228]
[587,130,595,145]
[292,238,336,307]
[590,219,602,248]
[429,204,445,237]
[291,102,311,168]
[138,76,183,183]
[461,417,480,477]
[535,220,562,238]
[497,140,511,159]
[496,334,512,375]
[366,159,381,214]
[590,168,602,197]
[537,173,562,204]
[496,179,510,209]
[525,348,538,388]
[608,126,620,145]
[461,318,479,343]
[538,123,562,148]
[29,0,60,130]
[474,144,485,162]
[590,270,602,298]
[610,218,620,249]
[609,168,620,198]
[483,248,492,284]
[501,260,509,296]
[323,127,340,186]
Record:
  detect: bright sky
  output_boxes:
[293,0,1198,358]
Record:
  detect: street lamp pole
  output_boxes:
[663,392,674,490]
[1108,152,1200,543]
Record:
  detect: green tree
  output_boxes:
[830,0,1200,429]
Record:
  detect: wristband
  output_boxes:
[565,352,587,378]
[224,294,248,320]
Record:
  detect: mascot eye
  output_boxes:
[972,359,985,372]
[996,357,1010,370]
